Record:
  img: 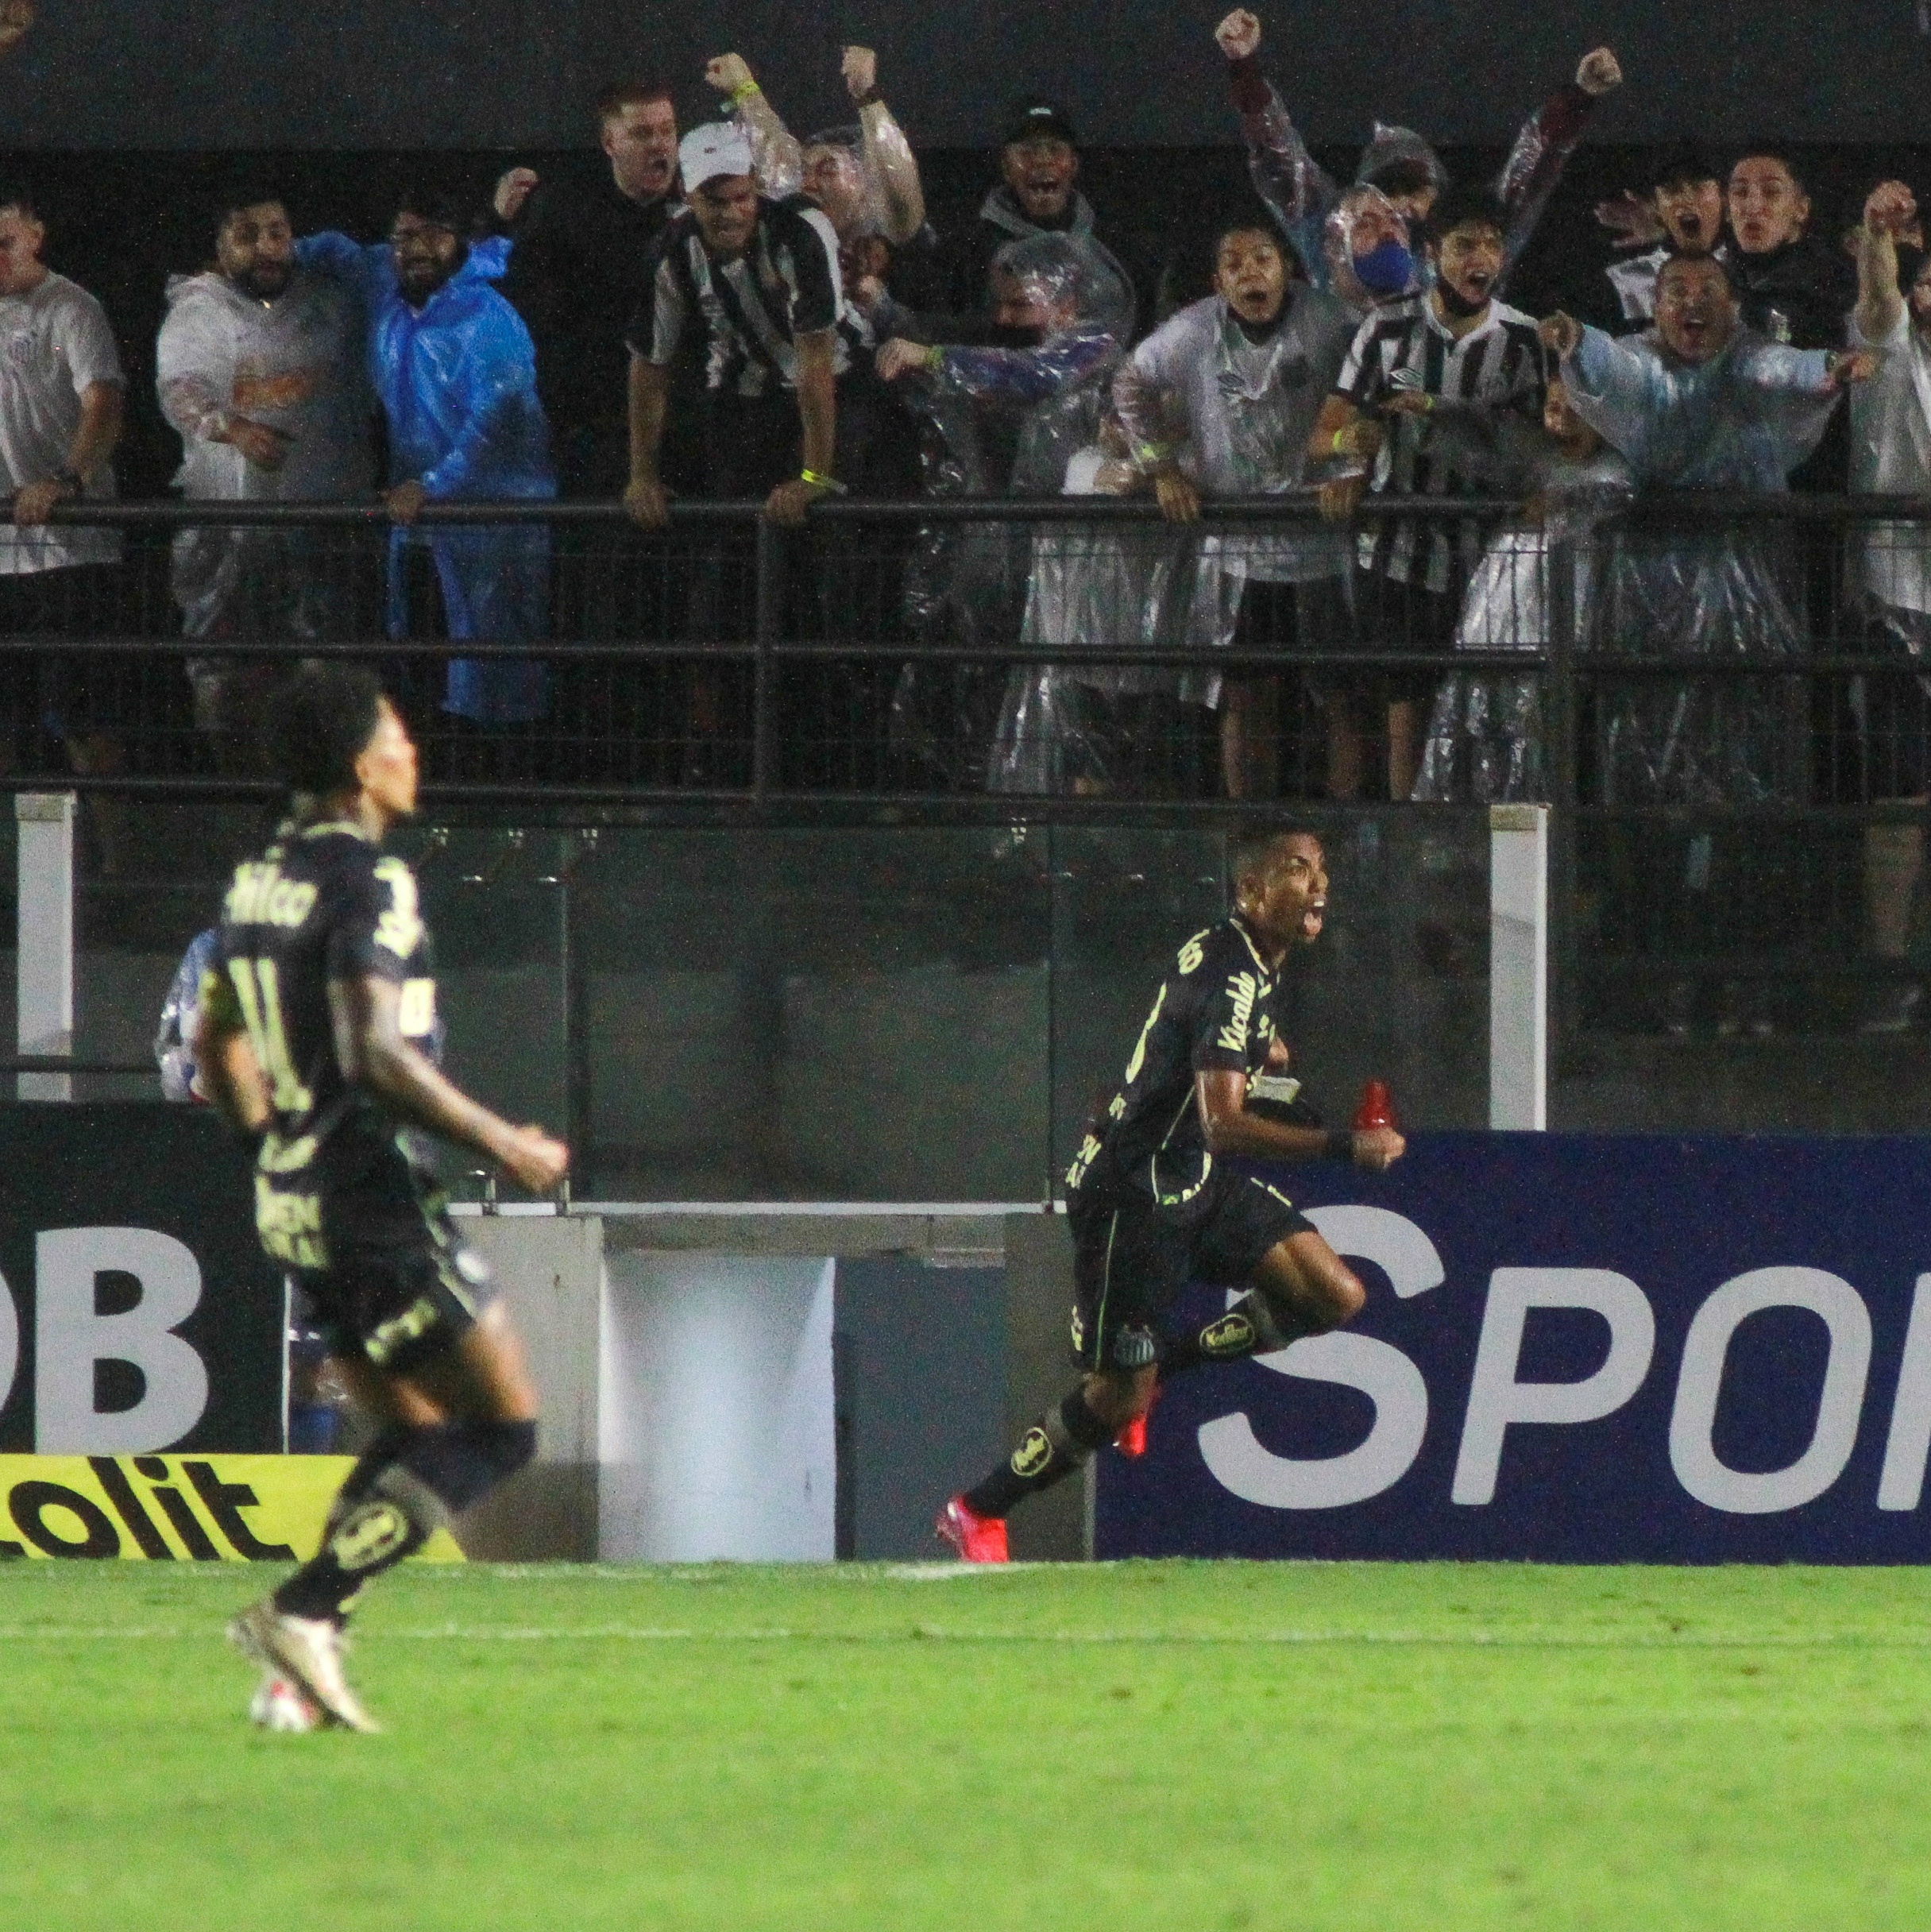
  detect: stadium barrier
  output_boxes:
[5,1126,1930,1564]
[1103,1133,1931,1563]
[0,490,1921,1057]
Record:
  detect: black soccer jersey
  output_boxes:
[1065,917,1284,1211]
[210,817,438,1192]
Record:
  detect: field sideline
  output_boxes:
[5,1559,1929,1931]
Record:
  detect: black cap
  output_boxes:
[1002,97,1078,149]
[1649,141,1721,194]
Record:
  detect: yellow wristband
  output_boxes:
[800,468,846,493]
[728,79,762,104]
[1331,429,1349,456]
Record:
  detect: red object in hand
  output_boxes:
[1355,1079,1398,1130]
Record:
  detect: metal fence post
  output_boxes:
[752,514,783,805]
[17,792,75,1102]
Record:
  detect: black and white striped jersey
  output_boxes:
[630,194,849,400]
[1336,292,1548,592]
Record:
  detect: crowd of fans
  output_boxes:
[3,6,1931,1024]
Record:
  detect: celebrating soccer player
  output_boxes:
[937,826,1404,1561]
[197,665,568,1729]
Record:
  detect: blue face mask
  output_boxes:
[1352,239,1415,296]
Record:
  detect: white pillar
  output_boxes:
[17,792,75,1102]
[1489,802,1547,1131]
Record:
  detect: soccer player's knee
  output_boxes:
[394,1417,539,1516]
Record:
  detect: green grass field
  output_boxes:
[5,1559,1929,1930]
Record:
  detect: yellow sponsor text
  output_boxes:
[0,1455,465,1562]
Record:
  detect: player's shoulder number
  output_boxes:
[372,856,424,960]
[1176,927,1213,976]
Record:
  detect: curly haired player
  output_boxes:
[198,665,567,1728]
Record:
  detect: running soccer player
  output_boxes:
[197,665,568,1730]
[937,826,1404,1561]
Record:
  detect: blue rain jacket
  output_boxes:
[295,233,555,722]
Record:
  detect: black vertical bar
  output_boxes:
[832,1319,855,1560]
[1545,525,1581,1053]
[753,513,782,805]
[559,832,594,1193]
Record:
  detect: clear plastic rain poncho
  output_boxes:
[1414,445,1633,803]
[890,234,1134,790]
[1561,322,1842,805]
[1239,68,1593,309]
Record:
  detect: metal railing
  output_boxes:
[6,489,1929,1041]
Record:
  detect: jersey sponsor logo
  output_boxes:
[223,861,318,930]
[0,1455,465,1562]
[255,1177,326,1271]
[1176,932,1209,976]
[1064,1131,1103,1194]
[1010,1427,1054,1480]
[1216,972,1259,1054]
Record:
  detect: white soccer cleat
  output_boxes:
[230,1600,381,1734]
[249,1670,322,1733]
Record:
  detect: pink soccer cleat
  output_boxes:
[936,1494,1010,1563]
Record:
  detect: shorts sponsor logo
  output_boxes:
[1011,1428,1054,1480]
[1112,1327,1159,1370]
[365,1295,441,1366]
[0,1455,465,1562]
[1200,1312,1257,1358]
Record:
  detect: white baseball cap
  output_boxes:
[679,123,756,193]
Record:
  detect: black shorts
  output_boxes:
[1350,563,1461,710]
[1068,1162,1315,1373]
[257,1147,495,1374]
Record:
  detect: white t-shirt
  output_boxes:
[0,271,122,575]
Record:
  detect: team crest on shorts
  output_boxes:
[1010,1427,1054,1479]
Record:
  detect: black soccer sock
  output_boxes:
[1159,1290,1325,1381]
[962,1390,1115,1520]
[273,1419,538,1623]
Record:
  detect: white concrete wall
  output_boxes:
[597,1251,836,1562]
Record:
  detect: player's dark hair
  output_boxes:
[213,184,293,236]
[1212,198,1303,276]
[594,77,674,128]
[1731,142,1809,192]
[1424,184,1507,248]
[1229,824,1323,894]
[394,184,472,234]
[1649,141,1721,195]
[0,184,39,222]
[262,665,387,797]
[1363,157,1435,200]
[1658,246,1740,299]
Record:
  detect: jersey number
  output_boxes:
[229,957,313,1115]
